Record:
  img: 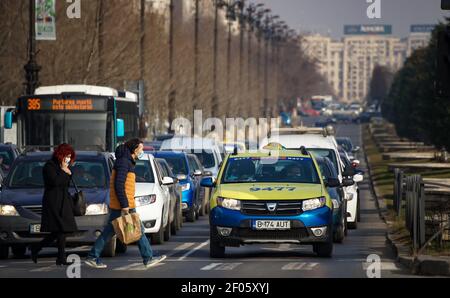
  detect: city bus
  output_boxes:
[4,85,140,153]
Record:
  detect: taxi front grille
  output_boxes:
[23,206,43,216]
[236,228,309,240]
[241,201,303,216]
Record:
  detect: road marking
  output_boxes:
[201,263,242,271]
[0,265,6,268]
[166,243,196,257]
[178,240,209,261]
[362,262,400,271]
[113,263,144,271]
[30,265,59,272]
[282,262,318,271]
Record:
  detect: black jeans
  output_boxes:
[35,232,67,261]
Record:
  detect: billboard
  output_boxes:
[344,25,392,35]
[410,25,435,33]
[35,0,56,41]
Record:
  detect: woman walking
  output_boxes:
[31,144,78,266]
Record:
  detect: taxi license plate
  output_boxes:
[29,224,41,234]
[253,220,290,230]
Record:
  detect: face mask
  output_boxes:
[137,151,145,160]
[65,157,71,165]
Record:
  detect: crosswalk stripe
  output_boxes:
[178,240,209,261]
[282,262,318,271]
[113,263,143,271]
[30,265,58,272]
[362,262,400,271]
[201,263,242,271]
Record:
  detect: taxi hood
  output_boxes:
[216,183,324,201]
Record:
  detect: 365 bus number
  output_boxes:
[27,99,41,110]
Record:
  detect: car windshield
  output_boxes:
[135,160,155,183]
[160,156,188,175]
[222,157,320,184]
[308,149,339,173]
[193,151,215,169]
[8,160,107,189]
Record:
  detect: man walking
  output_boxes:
[85,138,166,269]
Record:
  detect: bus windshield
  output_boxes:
[23,112,110,151]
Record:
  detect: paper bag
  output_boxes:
[112,213,142,245]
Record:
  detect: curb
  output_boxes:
[364,125,450,277]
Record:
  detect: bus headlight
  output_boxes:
[135,195,157,207]
[0,205,19,216]
[217,197,241,211]
[302,197,326,212]
[85,204,109,215]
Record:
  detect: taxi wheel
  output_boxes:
[0,245,9,260]
[210,226,225,258]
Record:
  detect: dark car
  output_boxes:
[155,158,183,234]
[153,151,202,222]
[0,151,122,260]
[315,156,347,243]
[0,144,21,176]
[186,154,211,217]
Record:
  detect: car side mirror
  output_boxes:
[162,177,174,186]
[193,170,202,177]
[352,146,361,153]
[353,173,364,183]
[342,178,355,187]
[203,170,213,177]
[325,177,340,188]
[201,177,215,188]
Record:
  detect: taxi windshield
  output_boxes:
[222,157,320,184]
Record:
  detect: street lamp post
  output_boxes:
[168,0,176,133]
[24,0,41,96]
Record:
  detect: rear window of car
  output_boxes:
[158,156,188,176]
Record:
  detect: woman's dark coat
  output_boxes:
[41,157,78,233]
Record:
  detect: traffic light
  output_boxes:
[436,26,450,98]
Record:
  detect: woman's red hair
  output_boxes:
[53,144,76,165]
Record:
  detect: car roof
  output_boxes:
[270,135,337,150]
[16,151,110,161]
[154,151,187,158]
[228,150,311,159]
[160,136,219,150]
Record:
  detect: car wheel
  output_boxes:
[171,210,178,235]
[164,220,171,242]
[186,206,196,223]
[152,213,165,245]
[347,220,357,230]
[210,226,225,258]
[199,200,206,217]
[11,245,27,259]
[115,239,127,254]
[102,235,117,258]
[177,203,183,230]
[195,206,200,220]
[0,244,9,260]
[333,217,345,244]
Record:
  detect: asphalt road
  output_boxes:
[0,120,417,278]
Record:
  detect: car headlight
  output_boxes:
[181,183,190,192]
[85,203,109,216]
[217,197,241,211]
[135,195,157,207]
[302,197,327,212]
[332,199,340,210]
[0,205,19,216]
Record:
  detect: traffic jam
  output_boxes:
[0,85,365,263]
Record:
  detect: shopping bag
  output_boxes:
[111,213,142,245]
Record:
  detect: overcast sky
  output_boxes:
[257,0,450,39]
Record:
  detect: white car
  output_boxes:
[134,154,175,244]
[261,127,361,229]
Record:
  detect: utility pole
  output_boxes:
[237,0,245,117]
[24,0,41,96]
[212,0,220,117]
[193,0,200,112]
[168,0,176,133]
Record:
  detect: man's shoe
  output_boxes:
[144,255,167,268]
[30,246,40,264]
[85,258,107,269]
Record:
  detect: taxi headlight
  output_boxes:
[302,197,326,212]
[85,203,109,215]
[0,205,19,216]
[217,197,241,211]
[135,195,157,207]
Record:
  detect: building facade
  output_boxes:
[303,24,434,102]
